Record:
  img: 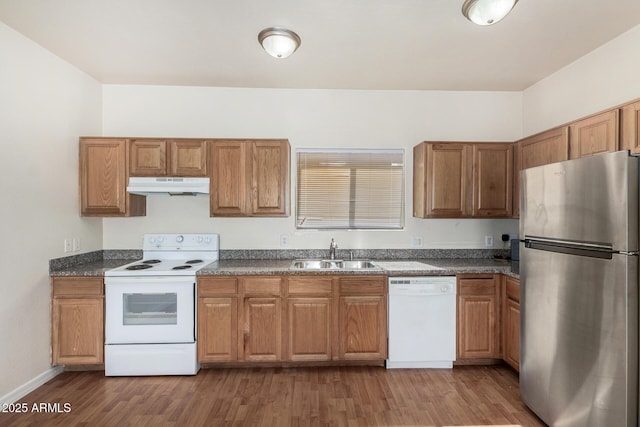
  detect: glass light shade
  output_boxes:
[462,0,519,26]
[258,28,301,59]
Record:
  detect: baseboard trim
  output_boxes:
[0,365,64,405]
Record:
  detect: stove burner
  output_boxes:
[186,259,203,264]
[172,265,193,270]
[142,259,162,264]
[126,264,153,270]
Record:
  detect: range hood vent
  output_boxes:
[127,177,210,196]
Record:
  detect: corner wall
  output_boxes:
[523,24,640,136]
[0,22,102,401]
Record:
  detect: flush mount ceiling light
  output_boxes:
[258,27,301,59]
[462,0,519,26]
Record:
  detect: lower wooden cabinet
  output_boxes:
[456,274,500,360]
[197,274,387,365]
[240,277,283,361]
[197,277,238,362]
[286,277,333,361]
[337,276,387,360]
[502,276,520,371]
[51,277,104,365]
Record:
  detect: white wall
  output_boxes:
[523,24,640,136]
[0,23,102,400]
[102,86,521,250]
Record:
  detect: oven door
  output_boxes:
[105,276,195,344]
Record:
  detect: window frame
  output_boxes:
[295,148,405,230]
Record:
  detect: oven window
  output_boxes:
[122,293,178,325]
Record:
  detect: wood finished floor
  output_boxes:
[0,365,546,427]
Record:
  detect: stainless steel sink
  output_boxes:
[340,260,376,269]
[289,259,379,270]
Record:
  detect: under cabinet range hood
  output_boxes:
[127,177,210,196]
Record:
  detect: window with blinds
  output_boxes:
[296,149,404,229]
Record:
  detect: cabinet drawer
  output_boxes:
[459,278,496,296]
[198,277,237,296]
[52,277,103,297]
[288,277,333,295]
[505,277,520,302]
[339,276,386,295]
[242,277,282,295]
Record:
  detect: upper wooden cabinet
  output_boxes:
[79,138,145,217]
[513,126,569,218]
[210,139,290,217]
[621,100,640,154]
[569,109,619,159]
[129,139,208,177]
[413,142,512,218]
[473,144,513,217]
[413,142,471,218]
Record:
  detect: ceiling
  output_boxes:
[1,0,640,91]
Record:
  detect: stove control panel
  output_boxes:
[143,233,220,251]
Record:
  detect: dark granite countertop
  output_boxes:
[198,258,518,277]
[50,259,133,277]
[50,254,519,279]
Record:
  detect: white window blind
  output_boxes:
[296,149,404,229]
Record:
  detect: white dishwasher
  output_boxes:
[387,276,456,369]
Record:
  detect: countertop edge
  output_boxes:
[50,259,519,279]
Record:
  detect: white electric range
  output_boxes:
[104,233,219,376]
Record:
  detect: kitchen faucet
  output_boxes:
[329,238,338,260]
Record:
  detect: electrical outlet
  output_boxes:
[484,235,493,247]
[411,236,423,248]
[72,238,80,251]
[64,239,72,253]
[280,234,289,247]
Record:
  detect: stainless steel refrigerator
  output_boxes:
[520,150,638,427]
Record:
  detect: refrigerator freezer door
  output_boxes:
[520,247,638,427]
[520,150,638,252]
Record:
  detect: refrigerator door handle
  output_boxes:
[524,236,614,259]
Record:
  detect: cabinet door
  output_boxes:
[197,297,238,362]
[169,139,208,176]
[457,276,500,359]
[569,109,619,159]
[621,101,640,154]
[129,139,167,176]
[242,297,282,361]
[210,140,247,216]
[502,276,520,371]
[472,144,513,217]
[248,140,290,216]
[338,295,387,360]
[287,297,332,361]
[514,127,569,218]
[52,297,103,365]
[504,298,520,371]
[414,142,471,218]
[81,138,127,216]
